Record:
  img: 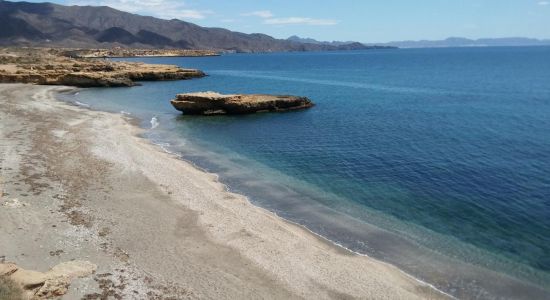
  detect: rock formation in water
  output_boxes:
[170,92,314,115]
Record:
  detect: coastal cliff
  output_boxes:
[171,92,314,115]
[0,48,205,87]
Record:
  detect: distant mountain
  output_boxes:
[287,35,396,50]
[0,1,390,52]
[287,35,356,46]
[368,37,550,48]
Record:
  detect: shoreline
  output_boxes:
[113,133,455,299]
[58,85,550,299]
[0,83,447,298]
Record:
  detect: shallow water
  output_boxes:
[62,47,550,298]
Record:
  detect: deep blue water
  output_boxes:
[64,47,550,298]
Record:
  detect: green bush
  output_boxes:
[0,276,24,300]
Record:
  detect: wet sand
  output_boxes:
[0,84,447,299]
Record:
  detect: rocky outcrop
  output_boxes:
[55,73,135,87]
[60,48,219,58]
[171,92,314,115]
[0,48,205,88]
[0,261,96,299]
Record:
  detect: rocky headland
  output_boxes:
[170,92,314,115]
[0,48,205,87]
[59,48,220,58]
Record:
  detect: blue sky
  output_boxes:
[29,0,550,42]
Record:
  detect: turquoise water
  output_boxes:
[63,47,550,298]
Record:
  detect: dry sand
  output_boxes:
[0,84,448,299]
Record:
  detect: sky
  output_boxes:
[26,0,550,42]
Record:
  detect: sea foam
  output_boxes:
[150,116,159,129]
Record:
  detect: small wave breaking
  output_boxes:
[150,116,159,129]
[74,100,90,108]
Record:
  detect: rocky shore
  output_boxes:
[59,48,220,58]
[0,48,205,87]
[171,92,314,115]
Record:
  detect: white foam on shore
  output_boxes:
[150,116,159,129]
[74,100,90,108]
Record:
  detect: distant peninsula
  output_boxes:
[287,36,396,50]
[290,36,550,49]
[368,37,550,48]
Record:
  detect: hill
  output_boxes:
[0,1,389,52]
[287,35,396,50]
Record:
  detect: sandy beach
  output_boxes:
[0,83,447,299]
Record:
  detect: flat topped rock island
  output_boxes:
[170,92,314,115]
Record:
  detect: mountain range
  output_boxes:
[372,37,550,48]
[289,35,550,49]
[0,1,390,52]
[287,35,358,47]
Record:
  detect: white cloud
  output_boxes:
[264,17,338,26]
[538,1,549,5]
[170,9,213,20]
[69,0,212,20]
[241,10,274,18]
[241,9,336,26]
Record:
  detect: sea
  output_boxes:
[60,46,550,299]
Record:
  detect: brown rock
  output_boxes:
[0,263,18,276]
[56,73,135,87]
[10,269,47,289]
[0,48,206,88]
[0,261,96,299]
[34,276,70,299]
[47,261,97,280]
[171,91,314,115]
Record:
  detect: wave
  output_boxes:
[74,100,90,108]
[150,116,159,129]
